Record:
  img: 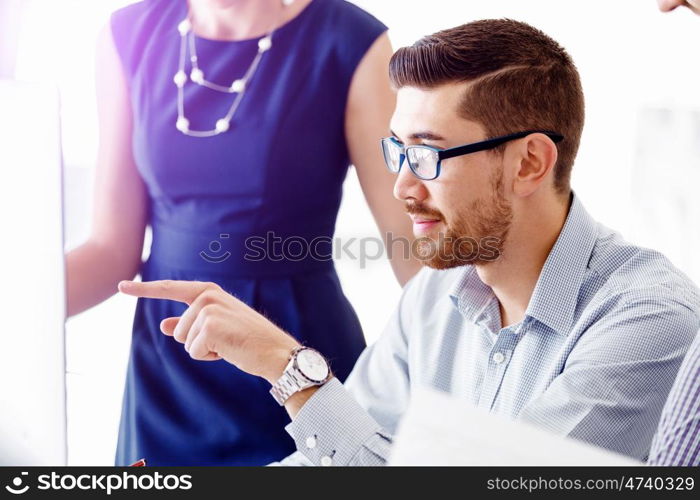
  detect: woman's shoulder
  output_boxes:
[110,0,180,79]
[324,0,386,31]
[110,0,181,43]
[315,0,387,37]
[308,0,387,73]
[111,0,169,26]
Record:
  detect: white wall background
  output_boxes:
[12,0,700,464]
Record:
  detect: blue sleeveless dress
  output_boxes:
[110,0,386,465]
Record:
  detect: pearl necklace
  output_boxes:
[174,0,295,137]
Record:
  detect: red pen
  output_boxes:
[129,459,147,467]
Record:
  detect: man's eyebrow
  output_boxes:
[389,129,446,142]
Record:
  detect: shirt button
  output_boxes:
[305,436,317,449]
[492,352,505,364]
[320,456,333,466]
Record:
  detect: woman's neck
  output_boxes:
[187,0,311,40]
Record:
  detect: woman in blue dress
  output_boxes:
[65,0,419,465]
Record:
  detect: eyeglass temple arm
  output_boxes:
[438,131,564,161]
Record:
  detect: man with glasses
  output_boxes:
[647,0,700,467]
[118,19,700,465]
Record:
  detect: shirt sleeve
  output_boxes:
[277,269,419,466]
[281,379,392,466]
[647,331,700,466]
[517,295,699,461]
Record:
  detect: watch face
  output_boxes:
[296,348,329,383]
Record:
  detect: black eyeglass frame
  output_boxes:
[381,130,565,180]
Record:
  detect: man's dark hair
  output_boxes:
[389,19,585,195]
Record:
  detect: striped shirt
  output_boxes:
[648,332,700,466]
[278,194,700,466]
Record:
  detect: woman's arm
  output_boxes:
[65,23,148,317]
[344,32,422,287]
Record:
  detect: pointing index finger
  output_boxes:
[118,280,212,305]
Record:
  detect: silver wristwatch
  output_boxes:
[270,346,331,406]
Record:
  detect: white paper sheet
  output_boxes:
[389,387,640,466]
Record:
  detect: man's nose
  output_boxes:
[393,160,429,202]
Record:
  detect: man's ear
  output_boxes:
[510,133,559,198]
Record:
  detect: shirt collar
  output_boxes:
[449,265,495,325]
[449,192,598,336]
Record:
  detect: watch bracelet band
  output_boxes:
[270,369,305,406]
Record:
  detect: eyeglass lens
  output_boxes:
[406,147,439,179]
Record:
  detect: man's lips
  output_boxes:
[409,215,441,223]
[409,214,442,235]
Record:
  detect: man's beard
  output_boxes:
[407,170,512,270]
